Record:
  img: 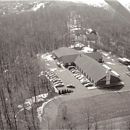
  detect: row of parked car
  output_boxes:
[68,66,94,87]
[44,70,64,88]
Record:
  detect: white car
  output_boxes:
[84,83,93,87]
[74,73,80,76]
[81,80,90,84]
[77,75,84,80]
[54,83,64,87]
[75,75,81,78]
[71,70,77,73]
[56,62,61,67]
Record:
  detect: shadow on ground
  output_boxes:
[98,85,124,91]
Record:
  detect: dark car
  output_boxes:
[51,55,56,59]
[67,84,75,89]
[68,66,75,70]
[81,80,90,85]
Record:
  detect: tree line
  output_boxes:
[1,1,130,129]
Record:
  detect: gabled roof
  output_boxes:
[61,55,78,64]
[53,47,79,58]
[74,54,106,82]
[85,52,102,60]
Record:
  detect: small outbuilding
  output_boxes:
[84,51,103,63]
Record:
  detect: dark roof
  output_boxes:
[61,55,78,64]
[74,54,106,82]
[85,52,102,61]
[53,47,79,58]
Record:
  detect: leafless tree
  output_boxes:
[84,106,94,130]
[122,117,130,130]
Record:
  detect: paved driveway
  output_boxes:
[102,52,130,91]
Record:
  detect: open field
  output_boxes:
[41,90,130,129]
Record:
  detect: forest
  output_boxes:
[0,1,130,129]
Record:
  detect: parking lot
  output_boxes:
[41,51,130,129]
[41,51,130,101]
[102,51,130,91]
[41,53,107,99]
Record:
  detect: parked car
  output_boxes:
[73,70,80,73]
[49,75,57,78]
[52,79,61,83]
[54,83,64,87]
[127,65,130,71]
[73,71,80,75]
[51,55,56,59]
[57,62,61,67]
[75,75,81,78]
[77,75,84,80]
[126,72,130,77]
[68,66,75,70]
[84,83,93,87]
[70,68,75,71]
[53,81,63,85]
[47,73,55,77]
[80,78,86,81]
[67,84,75,88]
[74,73,80,76]
[71,70,77,73]
[50,76,59,79]
[81,80,90,85]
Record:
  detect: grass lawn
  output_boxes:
[41,91,130,129]
[40,53,130,129]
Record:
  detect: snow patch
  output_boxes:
[46,63,50,66]
[39,71,44,77]
[41,53,53,61]
[17,93,48,112]
[32,3,45,11]
[37,96,61,122]
[4,70,8,73]
[16,93,48,118]
[82,46,93,53]
[111,59,115,62]
[46,55,53,61]
[24,93,48,110]
[50,68,57,72]
[18,105,23,108]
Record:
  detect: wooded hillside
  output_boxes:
[0,1,130,129]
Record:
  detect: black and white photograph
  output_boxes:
[0,0,130,129]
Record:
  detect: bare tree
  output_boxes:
[93,113,99,130]
[85,106,94,130]
[101,119,115,130]
[122,117,130,130]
